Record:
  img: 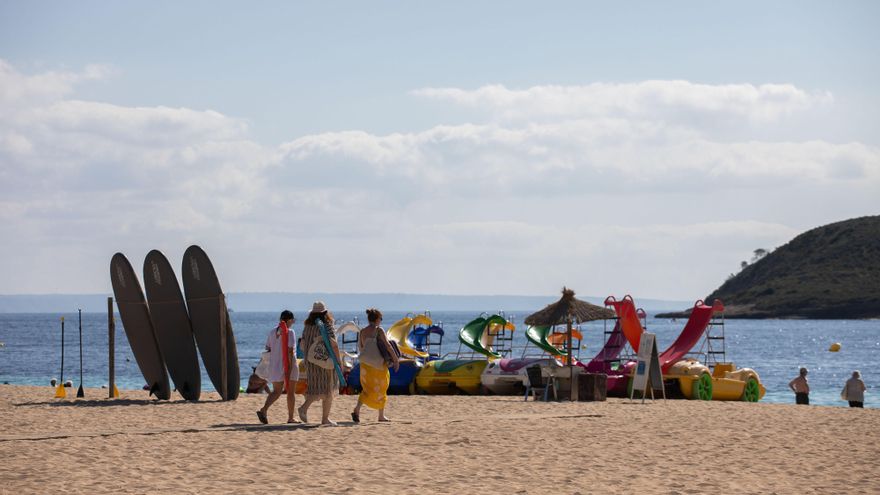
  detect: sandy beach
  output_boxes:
[1,385,878,494]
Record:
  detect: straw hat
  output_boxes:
[311,301,327,313]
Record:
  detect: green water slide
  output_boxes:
[459,316,502,358]
[525,325,567,356]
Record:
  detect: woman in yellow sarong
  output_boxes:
[351,308,399,423]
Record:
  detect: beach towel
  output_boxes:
[359,362,390,410]
[317,320,346,383]
[279,321,291,392]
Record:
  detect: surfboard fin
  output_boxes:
[149,382,160,397]
[54,383,66,399]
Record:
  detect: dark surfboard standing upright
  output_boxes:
[182,245,240,401]
[109,253,171,400]
[143,250,201,401]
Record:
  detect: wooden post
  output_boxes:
[566,318,573,367]
[76,309,84,398]
[219,295,228,400]
[108,297,115,399]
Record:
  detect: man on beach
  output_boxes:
[789,367,810,405]
[256,310,299,424]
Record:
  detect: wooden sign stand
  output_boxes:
[629,332,666,403]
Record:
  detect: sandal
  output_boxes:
[351,411,360,423]
[287,418,300,424]
[256,410,268,425]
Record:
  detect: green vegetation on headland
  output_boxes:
[658,216,880,319]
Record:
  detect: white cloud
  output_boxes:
[1,59,876,298]
[272,82,875,197]
[30,100,247,145]
[276,121,880,195]
[412,81,833,123]
[0,60,112,114]
[0,62,270,227]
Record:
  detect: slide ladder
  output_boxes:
[698,311,726,370]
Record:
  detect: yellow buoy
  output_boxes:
[828,342,841,352]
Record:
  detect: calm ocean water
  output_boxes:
[0,311,876,408]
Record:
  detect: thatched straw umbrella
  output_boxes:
[525,287,616,367]
[525,287,615,401]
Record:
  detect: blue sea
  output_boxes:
[0,311,877,408]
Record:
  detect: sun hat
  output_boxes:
[311,301,327,313]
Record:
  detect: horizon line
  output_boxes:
[0,291,694,302]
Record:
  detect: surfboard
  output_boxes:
[181,245,240,401]
[143,250,201,401]
[110,253,171,400]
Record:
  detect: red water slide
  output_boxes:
[603,295,644,352]
[598,295,646,395]
[658,299,724,372]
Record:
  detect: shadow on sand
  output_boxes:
[14,398,224,408]
[208,421,377,431]
[0,420,368,444]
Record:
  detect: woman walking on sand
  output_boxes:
[351,308,399,424]
[842,370,867,408]
[256,310,298,424]
[298,301,342,426]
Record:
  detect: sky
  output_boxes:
[1,1,878,300]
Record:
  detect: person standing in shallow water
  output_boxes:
[789,367,810,405]
[298,301,342,426]
[351,308,399,424]
[842,370,866,408]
